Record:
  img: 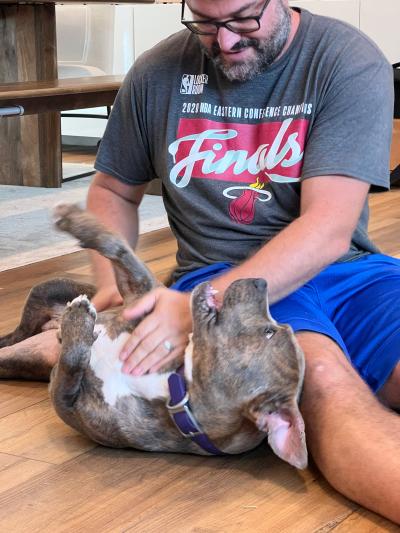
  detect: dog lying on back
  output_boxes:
[0,204,307,468]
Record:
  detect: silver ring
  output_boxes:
[163,340,173,352]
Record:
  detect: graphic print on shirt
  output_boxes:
[168,107,311,225]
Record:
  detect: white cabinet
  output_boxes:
[289,0,360,28]
[360,0,400,63]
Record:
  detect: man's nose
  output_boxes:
[216,26,242,52]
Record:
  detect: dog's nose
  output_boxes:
[253,278,267,290]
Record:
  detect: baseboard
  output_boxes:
[62,135,101,148]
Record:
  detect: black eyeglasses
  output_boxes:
[181,0,272,36]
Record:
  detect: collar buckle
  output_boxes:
[166,394,203,438]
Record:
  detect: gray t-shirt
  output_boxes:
[95,9,394,280]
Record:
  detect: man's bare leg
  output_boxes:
[379,362,400,410]
[297,331,400,524]
[0,329,60,380]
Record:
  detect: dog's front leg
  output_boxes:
[49,295,97,426]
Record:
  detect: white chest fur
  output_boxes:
[184,335,194,383]
[89,325,171,407]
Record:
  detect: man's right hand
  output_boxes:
[86,172,147,313]
[91,286,123,312]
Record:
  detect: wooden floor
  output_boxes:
[0,186,399,529]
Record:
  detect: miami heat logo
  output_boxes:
[225,174,272,225]
[168,117,309,224]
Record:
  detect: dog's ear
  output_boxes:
[246,397,308,469]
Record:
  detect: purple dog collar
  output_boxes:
[166,369,226,456]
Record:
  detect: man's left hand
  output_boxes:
[120,287,192,375]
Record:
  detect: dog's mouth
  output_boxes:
[190,282,223,328]
[205,284,221,311]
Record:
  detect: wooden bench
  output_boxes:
[0,75,123,187]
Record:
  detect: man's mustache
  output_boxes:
[211,38,260,57]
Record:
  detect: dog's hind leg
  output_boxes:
[53,203,157,303]
[49,294,97,430]
[0,278,96,349]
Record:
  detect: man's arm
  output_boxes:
[86,171,148,311]
[120,175,370,374]
[211,175,370,303]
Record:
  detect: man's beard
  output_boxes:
[200,1,292,82]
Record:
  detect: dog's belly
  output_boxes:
[89,325,171,406]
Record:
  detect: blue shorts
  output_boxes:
[171,254,400,393]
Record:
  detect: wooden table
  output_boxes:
[0,0,153,187]
[0,76,124,115]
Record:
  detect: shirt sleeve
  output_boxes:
[94,59,158,186]
[301,32,394,190]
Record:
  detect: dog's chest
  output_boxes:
[89,325,170,406]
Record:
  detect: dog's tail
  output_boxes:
[0,278,95,348]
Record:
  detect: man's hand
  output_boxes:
[91,286,123,312]
[120,287,192,375]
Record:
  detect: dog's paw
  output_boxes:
[53,202,81,220]
[61,294,97,345]
[53,203,83,232]
[67,294,97,319]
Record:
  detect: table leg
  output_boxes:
[0,4,62,187]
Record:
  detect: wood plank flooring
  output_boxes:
[0,190,399,530]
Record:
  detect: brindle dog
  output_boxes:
[0,204,307,468]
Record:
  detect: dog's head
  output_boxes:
[189,278,307,469]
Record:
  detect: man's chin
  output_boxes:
[214,56,258,82]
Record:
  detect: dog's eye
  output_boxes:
[265,327,275,340]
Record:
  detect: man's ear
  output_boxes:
[246,398,308,470]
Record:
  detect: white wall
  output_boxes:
[132,4,182,60]
[360,0,400,64]
[291,0,400,63]
[290,0,359,27]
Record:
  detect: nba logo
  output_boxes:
[180,74,194,94]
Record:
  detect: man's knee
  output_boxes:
[296,331,399,411]
[296,331,354,377]
[378,361,400,410]
[295,331,373,399]
[296,331,343,359]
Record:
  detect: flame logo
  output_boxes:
[224,171,273,225]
